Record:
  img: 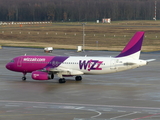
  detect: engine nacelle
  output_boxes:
[32,71,53,80]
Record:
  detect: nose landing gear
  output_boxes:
[22,72,27,81]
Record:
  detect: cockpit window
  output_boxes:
[10,60,14,63]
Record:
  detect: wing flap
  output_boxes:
[50,67,83,75]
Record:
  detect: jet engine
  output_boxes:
[31,71,53,80]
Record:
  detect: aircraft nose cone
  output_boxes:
[6,64,10,70]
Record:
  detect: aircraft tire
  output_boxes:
[59,78,66,83]
[75,76,82,81]
[51,73,54,79]
[22,77,26,81]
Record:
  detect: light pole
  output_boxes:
[155,1,157,21]
[96,41,98,49]
[82,23,86,52]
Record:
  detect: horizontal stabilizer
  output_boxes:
[146,59,156,63]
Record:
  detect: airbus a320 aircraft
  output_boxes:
[6,31,155,83]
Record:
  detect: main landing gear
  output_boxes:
[59,78,66,83]
[59,76,82,83]
[75,76,82,81]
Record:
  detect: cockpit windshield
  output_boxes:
[10,60,14,63]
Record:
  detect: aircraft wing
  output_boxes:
[49,67,84,76]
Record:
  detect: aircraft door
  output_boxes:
[52,61,59,67]
[110,59,117,70]
[17,57,22,67]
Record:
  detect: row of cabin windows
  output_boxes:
[22,61,105,65]
[63,62,105,65]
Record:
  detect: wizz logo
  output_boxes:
[79,60,103,71]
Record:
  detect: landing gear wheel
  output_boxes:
[59,78,66,83]
[51,73,54,79]
[75,76,82,81]
[22,77,26,81]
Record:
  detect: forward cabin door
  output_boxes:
[17,57,22,67]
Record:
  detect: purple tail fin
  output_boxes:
[116,31,144,58]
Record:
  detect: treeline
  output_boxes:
[0,0,159,22]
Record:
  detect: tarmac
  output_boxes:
[0,47,160,120]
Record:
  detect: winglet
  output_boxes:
[116,31,145,59]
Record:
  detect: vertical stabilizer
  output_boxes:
[116,31,144,59]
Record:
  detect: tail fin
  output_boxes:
[116,31,144,59]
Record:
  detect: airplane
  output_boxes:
[6,31,155,83]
